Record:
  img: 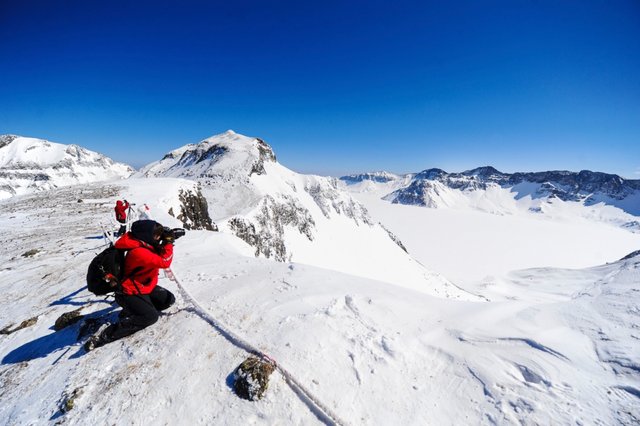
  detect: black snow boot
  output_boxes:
[83,324,112,352]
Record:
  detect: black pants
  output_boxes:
[116,218,126,237]
[104,286,175,342]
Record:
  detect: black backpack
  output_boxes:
[86,245,126,296]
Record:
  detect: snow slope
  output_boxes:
[1,179,639,425]
[133,131,471,299]
[0,135,134,200]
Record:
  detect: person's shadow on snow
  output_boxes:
[1,307,115,365]
[49,287,94,307]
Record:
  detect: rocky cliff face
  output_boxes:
[305,178,373,225]
[228,195,315,262]
[0,135,134,199]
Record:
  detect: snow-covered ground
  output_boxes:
[1,176,640,425]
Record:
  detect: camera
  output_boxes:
[162,227,186,241]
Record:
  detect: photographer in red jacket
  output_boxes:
[114,200,130,237]
[85,220,180,351]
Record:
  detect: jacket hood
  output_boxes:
[116,200,123,207]
[131,220,157,245]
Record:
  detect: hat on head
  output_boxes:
[131,220,157,245]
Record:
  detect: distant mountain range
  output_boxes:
[0,135,134,199]
[2,130,638,240]
[340,166,640,219]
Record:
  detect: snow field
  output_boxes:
[351,192,640,286]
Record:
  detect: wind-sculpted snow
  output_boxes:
[0,135,134,200]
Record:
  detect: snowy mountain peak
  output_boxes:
[462,165,504,179]
[136,131,277,180]
[0,134,20,150]
[413,168,447,180]
[0,135,134,200]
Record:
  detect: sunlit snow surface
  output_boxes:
[0,175,639,425]
[342,175,640,285]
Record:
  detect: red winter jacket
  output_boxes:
[114,200,130,221]
[114,232,174,295]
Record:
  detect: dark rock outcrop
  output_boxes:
[169,186,218,231]
[249,138,277,176]
[54,308,84,331]
[233,356,276,401]
[379,223,408,253]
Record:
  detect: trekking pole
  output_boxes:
[126,205,132,233]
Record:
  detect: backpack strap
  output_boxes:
[125,267,144,294]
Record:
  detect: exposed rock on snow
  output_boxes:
[305,178,373,225]
[619,250,640,261]
[378,222,408,253]
[2,173,639,424]
[170,186,217,231]
[0,135,134,200]
[344,166,640,204]
[233,356,276,401]
[339,170,404,184]
[386,166,640,206]
[250,138,277,176]
[54,308,84,332]
[229,195,315,262]
[134,130,277,183]
[0,316,38,335]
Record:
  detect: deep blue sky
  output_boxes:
[1,0,639,177]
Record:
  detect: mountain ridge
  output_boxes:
[340,166,640,218]
[0,134,134,200]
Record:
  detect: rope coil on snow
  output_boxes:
[166,267,348,426]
